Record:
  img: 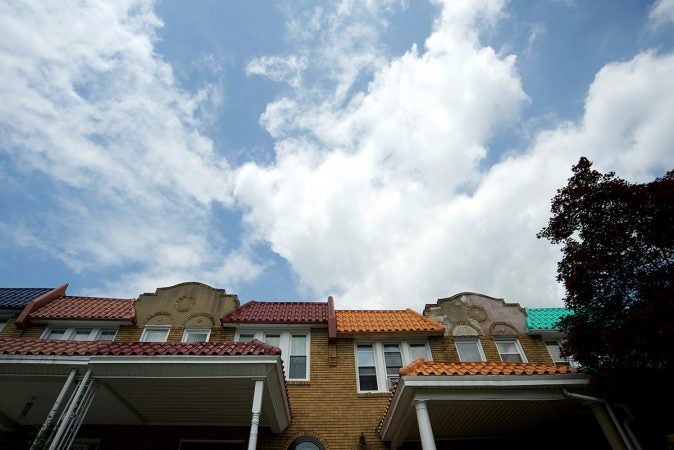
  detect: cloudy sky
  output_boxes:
[1,0,673,310]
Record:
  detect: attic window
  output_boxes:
[140,326,170,343]
[41,327,118,341]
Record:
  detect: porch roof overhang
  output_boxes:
[0,341,291,434]
[379,366,591,447]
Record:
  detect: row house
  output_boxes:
[0,283,634,449]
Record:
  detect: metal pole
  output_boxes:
[30,369,76,450]
[48,369,92,450]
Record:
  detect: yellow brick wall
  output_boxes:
[0,319,46,339]
[261,328,391,450]
[519,334,554,363]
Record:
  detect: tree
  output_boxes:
[538,157,674,442]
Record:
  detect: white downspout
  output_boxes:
[561,388,636,450]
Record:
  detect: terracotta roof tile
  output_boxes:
[221,300,328,324]
[0,338,281,357]
[29,296,135,322]
[399,359,578,376]
[336,309,444,335]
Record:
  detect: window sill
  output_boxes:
[357,392,392,398]
[287,380,311,385]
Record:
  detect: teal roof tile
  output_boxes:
[526,307,572,330]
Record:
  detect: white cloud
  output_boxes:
[0,0,262,295]
[236,0,674,310]
[246,55,308,88]
[649,0,674,28]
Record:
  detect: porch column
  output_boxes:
[247,380,264,450]
[414,400,436,450]
[591,403,628,450]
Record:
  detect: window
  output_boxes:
[545,340,571,364]
[357,344,378,391]
[355,341,430,392]
[289,335,307,379]
[41,327,118,341]
[455,337,486,362]
[288,436,325,450]
[0,318,8,332]
[495,338,527,363]
[235,330,310,380]
[182,328,211,342]
[140,326,170,342]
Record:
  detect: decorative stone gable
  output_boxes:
[134,282,239,327]
[423,292,527,336]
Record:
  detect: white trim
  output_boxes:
[182,328,212,343]
[454,336,486,362]
[235,329,311,381]
[140,325,170,342]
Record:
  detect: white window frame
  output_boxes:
[40,327,118,341]
[354,341,431,393]
[494,337,528,363]
[140,325,171,343]
[455,336,486,362]
[182,328,212,343]
[235,329,311,381]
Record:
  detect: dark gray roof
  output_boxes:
[0,288,53,309]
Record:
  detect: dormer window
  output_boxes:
[495,338,527,363]
[41,327,118,341]
[182,328,211,343]
[140,325,170,342]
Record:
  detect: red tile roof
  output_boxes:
[399,360,578,376]
[28,296,135,322]
[336,309,445,335]
[0,338,281,357]
[221,300,328,324]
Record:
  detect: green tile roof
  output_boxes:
[526,307,572,330]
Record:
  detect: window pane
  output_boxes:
[456,340,482,362]
[358,367,378,391]
[142,328,169,342]
[98,329,117,341]
[291,335,306,356]
[357,345,375,366]
[384,345,402,376]
[264,334,280,348]
[289,355,307,379]
[45,329,67,340]
[238,334,254,342]
[185,330,209,342]
[73,329,93,341]
[496,341,518,354]
[500,353,523,362]
[409,344,428,361]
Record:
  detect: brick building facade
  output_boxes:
[0,283,631,449]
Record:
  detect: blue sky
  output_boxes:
[1,0,673,310]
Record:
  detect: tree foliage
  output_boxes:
[538,157,674,414]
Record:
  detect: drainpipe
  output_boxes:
[561,388,635,450]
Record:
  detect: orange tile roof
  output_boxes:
[399,360,578,376]
[29,296,135,322]
[336,309,445,335]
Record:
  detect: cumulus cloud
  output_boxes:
[649,0,674,28]
[0,0,262,295]
[236,0,674,310]
[246,55,308,88]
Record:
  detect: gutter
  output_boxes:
[561,388,638,450]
